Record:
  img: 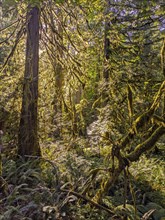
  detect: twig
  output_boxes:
[61,188,114,215]
[0,19,19,32]
[141,209,156,220]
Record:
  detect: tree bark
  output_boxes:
[101,0,112,106]
[52,8,64,138]
[103,0,111,81]
[18,6,41,157]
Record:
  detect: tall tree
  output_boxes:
[18,5,41,157]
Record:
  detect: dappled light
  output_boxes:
[0,0,165,219]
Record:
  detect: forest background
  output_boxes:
[0,0,165,219]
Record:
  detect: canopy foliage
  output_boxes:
[0,0,165,219]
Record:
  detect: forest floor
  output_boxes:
[0,128,165,219]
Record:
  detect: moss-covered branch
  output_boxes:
[94,125,165,203]
[127,126,165,162]
[150,80,165,110]
[92,80,165,203]
[92,164,125,203]
[119,80,165,149]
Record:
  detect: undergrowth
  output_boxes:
[0,142,165,219]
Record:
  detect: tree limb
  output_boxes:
[61,189,114,215]
[127,126,165,162]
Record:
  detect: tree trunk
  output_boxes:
[48,6,64,138]
[53,10,64,138]
[18,6,41,157]
[103,3,111,81]
[101,0,111,106]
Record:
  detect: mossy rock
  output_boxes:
[146,202,162,211]
[146,192,165,208]
[153,209,165,220]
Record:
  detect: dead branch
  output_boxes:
[61,189,114,215]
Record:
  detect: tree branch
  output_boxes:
[61,189,114,215]
[127,126,165,162]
